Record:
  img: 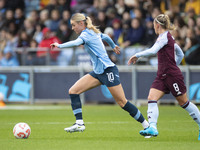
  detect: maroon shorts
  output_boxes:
[151,75,187,97]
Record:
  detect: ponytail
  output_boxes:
[155,14,176,30]
[71,13,100,34]
[85,16,100,33]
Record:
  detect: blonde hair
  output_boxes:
[155,14,176,30]
[71,13,100,33]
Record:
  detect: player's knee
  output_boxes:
[148,95,154,101]
[68,88,78,95]
[117,99,127,107]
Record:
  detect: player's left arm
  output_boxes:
[128,44,161,65]
[101,33,120,54]
[128,33,168,65]
[174,43,184,65]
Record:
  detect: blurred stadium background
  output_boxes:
[0,0,200,105]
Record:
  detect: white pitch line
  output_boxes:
[0,105,71,110]
[1,121,131,125]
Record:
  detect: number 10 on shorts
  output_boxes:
[107,72,114,83]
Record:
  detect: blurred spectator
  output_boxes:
[25,39,38,65]
[196,15,200,27]
[37,27,61,65]
[183,28,196,52]
[187,17,196,29]
[62,10,71,28]
[185,38,200,65]
[122,11,131,23]
[120,18,144,48]
[112,18,122,44]
[173,16,187,40]
[0,48,19,66]
[4,30,18,54]
[130,8,143,20]
[106,8,118,27]
[39,9,51,28]
[8,21,18,35]
[23,18,35,38]
[96,11,107,32]
[3,9,15,29]
[117,20,130,47]
[33,23,44,43]
[17,29,31,64]
[142,17,157,46]
[56,20,72,43]
[15,8,25,31]
[49,9,61,32]
[27,10,39,25]
[17,29,30,47]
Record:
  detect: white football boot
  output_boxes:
[64,123,85,133]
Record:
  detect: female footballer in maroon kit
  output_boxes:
[128,14,200,140]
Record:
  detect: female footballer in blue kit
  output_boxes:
[128,14,200,140]
[50,13,149,133]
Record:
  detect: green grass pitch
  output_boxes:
[0,104,200,150]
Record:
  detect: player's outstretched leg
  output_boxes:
[122,101,149,129]
[64,94,85,133]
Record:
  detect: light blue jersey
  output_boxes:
[58,28,116,74]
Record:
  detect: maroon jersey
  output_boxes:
[157,32,183,79]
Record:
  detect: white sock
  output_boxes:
[147,100,159,129]
[182,101,200,127]
[142,120,149,129]
[76,120,84,125]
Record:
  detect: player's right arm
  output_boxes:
[50,38,84,49]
